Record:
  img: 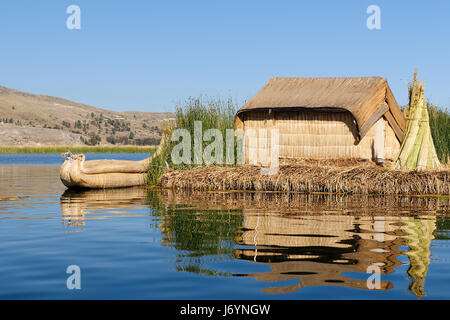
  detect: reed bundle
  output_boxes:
[394,71,441,170]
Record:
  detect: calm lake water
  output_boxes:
[0,153,449,299]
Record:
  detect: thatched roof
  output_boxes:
[237,77,406,141]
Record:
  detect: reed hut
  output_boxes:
[235,77,407,164]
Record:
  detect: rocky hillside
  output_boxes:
[0,86,174,146]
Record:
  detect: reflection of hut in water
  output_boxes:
[234,213,402,293]
[235,211,436,296]
[60,187,149,230]
[157,190,440,296]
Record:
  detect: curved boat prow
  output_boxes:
[60,126,169,189]
[60,152,150,189]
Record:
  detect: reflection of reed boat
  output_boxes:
[60,187,148,228]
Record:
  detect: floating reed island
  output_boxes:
[159,160,449,196]
[60,71,449,194]
[158,72,449,196]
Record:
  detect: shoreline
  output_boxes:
[0,145,157,154]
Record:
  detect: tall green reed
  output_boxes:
[148,96,239,185]
[428,103,449,163]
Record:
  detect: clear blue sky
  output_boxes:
[0,1,449,112]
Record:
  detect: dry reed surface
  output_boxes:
[160,160,449,195]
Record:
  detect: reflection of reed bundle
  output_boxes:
[400,217,436,297]
[394,71,441,170]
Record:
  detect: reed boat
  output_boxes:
[60,152,149,188]
[60,134,166,189]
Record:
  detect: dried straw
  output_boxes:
[160,161,449,195]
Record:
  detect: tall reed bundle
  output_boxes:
[394,71,441,170]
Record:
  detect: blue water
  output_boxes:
[0,154,449,299]
[0,153,150,166]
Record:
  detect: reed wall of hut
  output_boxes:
[237,108,401,164]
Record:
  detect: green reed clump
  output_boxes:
[428,103,449,163]
[148,96,239,185]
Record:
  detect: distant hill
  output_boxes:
[0,86,175,146]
